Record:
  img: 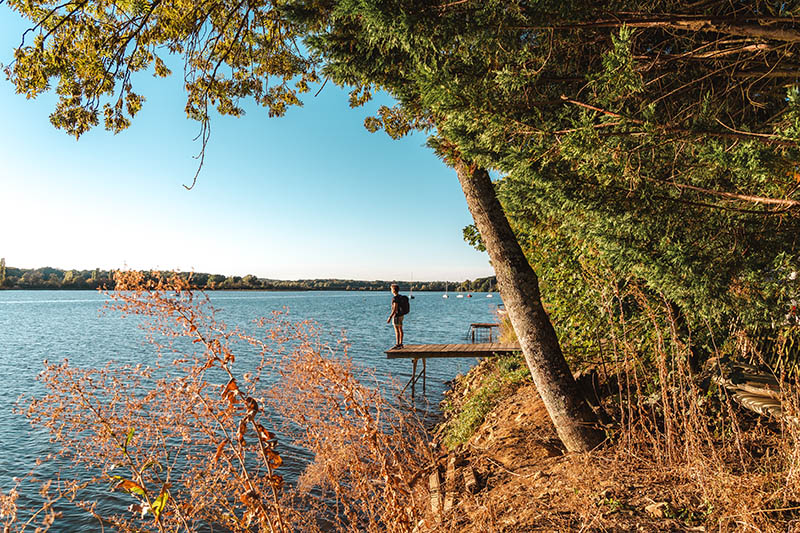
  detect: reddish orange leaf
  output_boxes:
[114,478,146,497]
[212,439,228,463]
[244,396,258,417]
[265,450,282,469]
[221,378,240,405]
[255,423,275,442]
[236,419,247,446]
[202,356,221,370]
[239,490,260,506]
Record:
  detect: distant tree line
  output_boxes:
[0,265,112,290]
[0,262,497,292]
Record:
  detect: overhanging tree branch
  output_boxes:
[559,95,800,147]
[520,15,800,43]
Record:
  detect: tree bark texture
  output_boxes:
[454,159,604,452]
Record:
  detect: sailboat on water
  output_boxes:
[409,273,415,299]
[442,281,449,298]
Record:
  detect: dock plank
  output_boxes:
[386,342,520,359]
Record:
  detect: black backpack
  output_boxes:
[396,294,410,316]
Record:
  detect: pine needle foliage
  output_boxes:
[278,0,800,366]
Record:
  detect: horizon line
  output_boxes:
[0,262,496,285]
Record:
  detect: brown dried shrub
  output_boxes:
[3,271,431,533]
[590,277,800,531]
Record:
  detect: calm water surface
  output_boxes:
[0,290,501,528]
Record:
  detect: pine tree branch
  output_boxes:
[582,178,792,215]
[438,0,470,8]
[558,95,800,147]
[520,15,800,43]
[650,179,800,208]
[560,96,636,122]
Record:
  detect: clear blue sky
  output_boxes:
[0,10,493,282]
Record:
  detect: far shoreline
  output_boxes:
[0,265,498,293]
[0,286,497,292]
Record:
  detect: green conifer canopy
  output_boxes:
[7,0,800,353]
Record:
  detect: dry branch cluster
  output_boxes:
[583,276,800,531]
[1,271,433,533]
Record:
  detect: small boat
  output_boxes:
[467,293,472,298]
[442,281,449,298]
[486,294,493,298]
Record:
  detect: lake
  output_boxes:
[0,289,501,529]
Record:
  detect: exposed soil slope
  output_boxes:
[419,367,793,532]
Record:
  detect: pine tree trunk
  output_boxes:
[454,159,604,452]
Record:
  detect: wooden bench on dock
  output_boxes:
[386,342,520,396]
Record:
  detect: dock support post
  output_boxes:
[423,358,427,393]
[411,358,418,397]
[400,357,425,398]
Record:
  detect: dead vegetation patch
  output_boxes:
[420,369,800,533]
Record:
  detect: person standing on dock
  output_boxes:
[387,283,408,349]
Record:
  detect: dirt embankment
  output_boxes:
[417,361,794,532]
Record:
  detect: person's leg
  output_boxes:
[398,323,404,346]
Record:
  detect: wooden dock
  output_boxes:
[386,342,520,396]
[386,342,519,359]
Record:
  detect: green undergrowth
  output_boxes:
[439,354,531,449]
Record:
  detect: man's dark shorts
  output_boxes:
[392,314,404,326]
